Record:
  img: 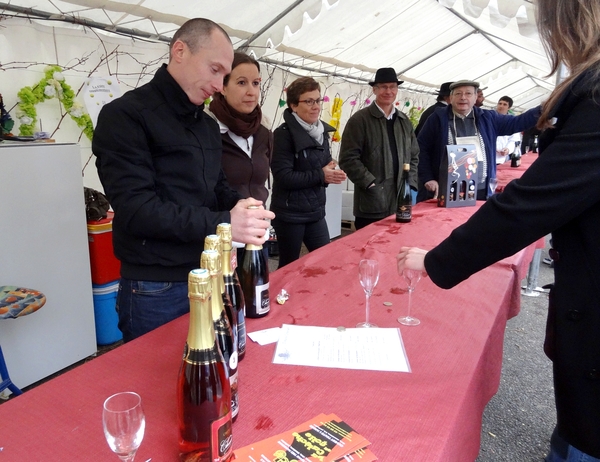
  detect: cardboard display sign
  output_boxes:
[438,144,478,208]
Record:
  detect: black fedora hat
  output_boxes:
[369,68,404,87]
[438,82,453,97]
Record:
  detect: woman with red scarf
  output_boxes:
[209,52,273,262]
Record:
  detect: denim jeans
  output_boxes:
[545,429,600,462]
[116,278,189,342]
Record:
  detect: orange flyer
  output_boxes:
[233,413,375,461]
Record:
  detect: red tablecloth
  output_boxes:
[496,153,538,192]
[0,202,542,461]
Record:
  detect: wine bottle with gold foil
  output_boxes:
[395,163,412,223]
[177,268,233,462]
[240,241,270,318]
[216,223,246,362]
[201,249,239,422]
[204,234,238,358]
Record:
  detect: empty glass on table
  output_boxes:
[357,259,379,328]
[103,391,145,462]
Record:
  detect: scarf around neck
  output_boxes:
[209,92,262,138]
[292,111,324,145]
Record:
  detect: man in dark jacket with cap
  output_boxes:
[339,67,419,229]
[416,80,539,202]
[414,82,453,136]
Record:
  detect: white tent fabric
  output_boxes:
[1,0,552,111]
[0,0,552,193]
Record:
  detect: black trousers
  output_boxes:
[354,216,383,230]
[272,217,330,269]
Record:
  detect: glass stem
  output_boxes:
[407,288,413,319]
[365,293,370,325]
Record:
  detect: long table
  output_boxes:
[0,201,542,461]
[496,152,538,192]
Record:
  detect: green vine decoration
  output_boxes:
[17,65,94,140]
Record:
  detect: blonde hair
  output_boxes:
[537,0,600,128]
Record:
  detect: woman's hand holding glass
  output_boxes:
[396,247,428,275]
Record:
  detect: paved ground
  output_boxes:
[476,239,556,461]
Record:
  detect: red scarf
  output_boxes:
[209,92,262,138]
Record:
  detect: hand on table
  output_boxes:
[396,247,428,275]
[230,198,275,245]
[424,180,439,199]
[323,161,347,184]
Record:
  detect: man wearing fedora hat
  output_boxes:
[339,67,419,230]
[416,79,540,202]
[415,82,453,136]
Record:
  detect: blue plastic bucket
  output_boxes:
[92,280,122,345]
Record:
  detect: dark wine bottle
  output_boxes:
[467,180,476,200]
[240,242,270,318]
[217,223,246,362]
[201,249,239,422]
[177,268,233,462]
[395,163,412,223]
[449,180,457,201]
[511,141,522,168]
[531,135,539,153]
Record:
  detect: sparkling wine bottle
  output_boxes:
[201,249,239,422]
[177,268,233,462]
[395,163,412,223]
[240,242,270,318]
[217,223,246,362]
[204,234,239,362]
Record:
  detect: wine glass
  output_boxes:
[103,391,145,462]
[489,177,498,195]
[357,259,380,328]
[398,268,422,326]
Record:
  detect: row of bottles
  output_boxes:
[177,221,270,461]
[448,179,476,202]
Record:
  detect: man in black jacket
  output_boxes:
[93,18,274,342]
[414,82,452,136]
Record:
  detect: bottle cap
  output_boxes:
[204,234,221,251]
[216,223,232,241]
[188,268,210,299]
[403,163,410,170]
[200,249,221,275]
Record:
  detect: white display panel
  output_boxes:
[0,142,97,390]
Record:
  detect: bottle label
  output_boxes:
[230,370,239,418]
[396,205,411,220]
[238,321,246,355]
[229,351,238,371]
[255,282,270,315]
[211,411,233,460]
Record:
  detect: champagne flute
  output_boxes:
[357,259,379,328]
[489,177,498,195]
[398,268,422,326]
[103,391,145,462]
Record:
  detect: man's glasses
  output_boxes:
[298,98,324,106]
[453,92,475,98]
[375,84,398,91]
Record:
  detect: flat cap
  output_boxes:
[449,80,480,90]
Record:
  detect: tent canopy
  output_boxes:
[1,0,551,111]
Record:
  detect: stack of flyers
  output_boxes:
[233,413,377,461]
